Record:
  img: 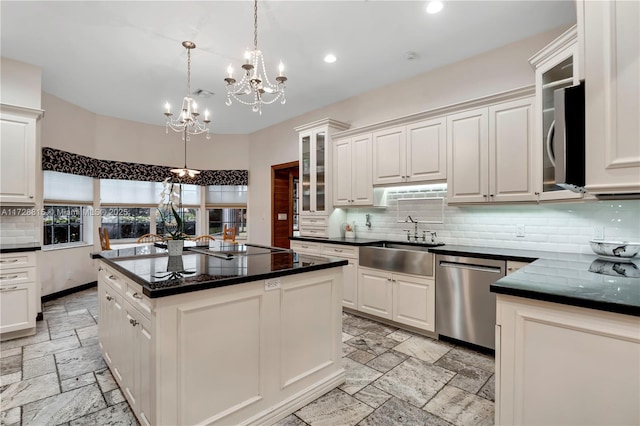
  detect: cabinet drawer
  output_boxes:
[0,282,36,333]
[290,241,322,254]
[300,216,328,227]
[100,266,125,294]
[124,281,152,319]
[0,252,36,270]
[0,267,35,286]
[300,227,328,238]
[321,244,358,259]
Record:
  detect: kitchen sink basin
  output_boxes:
[359,244,434,276]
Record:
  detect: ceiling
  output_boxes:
[1,1,576,134]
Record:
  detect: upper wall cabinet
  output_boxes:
[582,0,640,195]
[447,97,536,204]
[529,26,583,202]
[296,119,349,235]
[333,134,373,206]
[372,118,446,186]
[0,105,42,205]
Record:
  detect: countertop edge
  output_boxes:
[0,245,42,253]
[490,283,640,317]
[96,254,348,298]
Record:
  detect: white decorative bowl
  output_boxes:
[589,240,640,261]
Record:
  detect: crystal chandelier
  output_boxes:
[164,41,211,140]
[170,128,201,178]
[224,0,287,115]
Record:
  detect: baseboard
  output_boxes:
[41,281,98,303]
[36,312,44,321]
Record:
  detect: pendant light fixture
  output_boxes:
[164,41,211,140]
[224,0,287,115]
[170,128,201,178]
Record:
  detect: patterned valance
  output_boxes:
[42,147,248,186]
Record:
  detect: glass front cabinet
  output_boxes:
[296,119,349,237]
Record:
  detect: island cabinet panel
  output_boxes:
[496,294,640,426]
[98,261,345,426]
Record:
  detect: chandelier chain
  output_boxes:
[186,46,191,96]
[254,0,258,50]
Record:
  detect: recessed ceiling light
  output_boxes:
[324,54,337,63]
[426,1,444,14]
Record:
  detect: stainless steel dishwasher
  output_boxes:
[435,254,505,350]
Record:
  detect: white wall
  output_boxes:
[0,57,41,109]
[246,27,568,245]
[345,186,640,254]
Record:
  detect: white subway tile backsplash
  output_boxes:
[347,188,640,254]
[0,214,38,243]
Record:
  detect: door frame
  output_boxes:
[271,161,299,247]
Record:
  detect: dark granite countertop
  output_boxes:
[491,253,640,316]
[291,237,640,316]
[0,242,42,253]
[290,236,445,248]
[92,243,347,298]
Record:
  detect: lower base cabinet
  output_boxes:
[496,294,640,425]
[0,251,38,340]
[358,267,435,332]
[97,261,344,426]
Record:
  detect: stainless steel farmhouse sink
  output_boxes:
[359,244,435,276]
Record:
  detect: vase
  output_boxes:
[167,239,184,256]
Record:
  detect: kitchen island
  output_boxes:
[93,243,347,426]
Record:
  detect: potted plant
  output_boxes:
[158,178,185,255]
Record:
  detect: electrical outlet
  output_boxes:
[516,224,525,238]
[264,278,281,291]
[593,227,604,240]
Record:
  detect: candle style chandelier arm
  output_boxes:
[224,0,287,115]
[164,41,211,140]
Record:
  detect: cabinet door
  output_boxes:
[342,259,358,310]
[392,274,435,332]
[350,134,373,205]
[373,126,406,185]
[447,108,489,203]
[357,268,392,319]
[584,0,640,194]
[406,118,446,183]
[0,112,36,204]
[313,130,329,214]
[0,282,35,333]
[333,138,353,206]
[299,131,313,214]
[489,98,537,202]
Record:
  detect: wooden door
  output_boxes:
[271,161,299,249]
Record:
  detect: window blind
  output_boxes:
[43,171,94,203]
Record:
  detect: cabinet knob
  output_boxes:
[534,192,540,196]
[98,267,103,272]
[490,194,494,197]
[132,292,143,299]
[29,195,34,199]
[108,275,117,280]
[129,318,139,327]
[1,275,19,280]
[483,194,487,198]
[106,295,113,301]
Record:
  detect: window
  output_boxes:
[43,205,84,246]
[101,207,151,240]
[43,171,93,247]
[208,208,247,237]
[206,185,248,238]
[156,208,198,237]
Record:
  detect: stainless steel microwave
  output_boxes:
[552,81,586,193]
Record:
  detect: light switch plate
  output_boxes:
[593,227,604,240]
[516,224,525,237]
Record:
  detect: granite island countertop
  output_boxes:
[92,242,347,298]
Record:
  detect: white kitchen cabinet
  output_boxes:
[447,98,536,204]
[0,105,41,205]
[392,272,435,332]
[372,118,446,185]
[322,243,359,310]
[333,134,373,207]
[529,26,584,202]
[496,294,640,425]
[97,259,344,426]
[296,119,350,237]
[358,267,393,319]
[358,266,435,332]
[583,0,640,195]
[0,251,38,339]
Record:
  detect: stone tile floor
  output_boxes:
[1,287,495,425]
